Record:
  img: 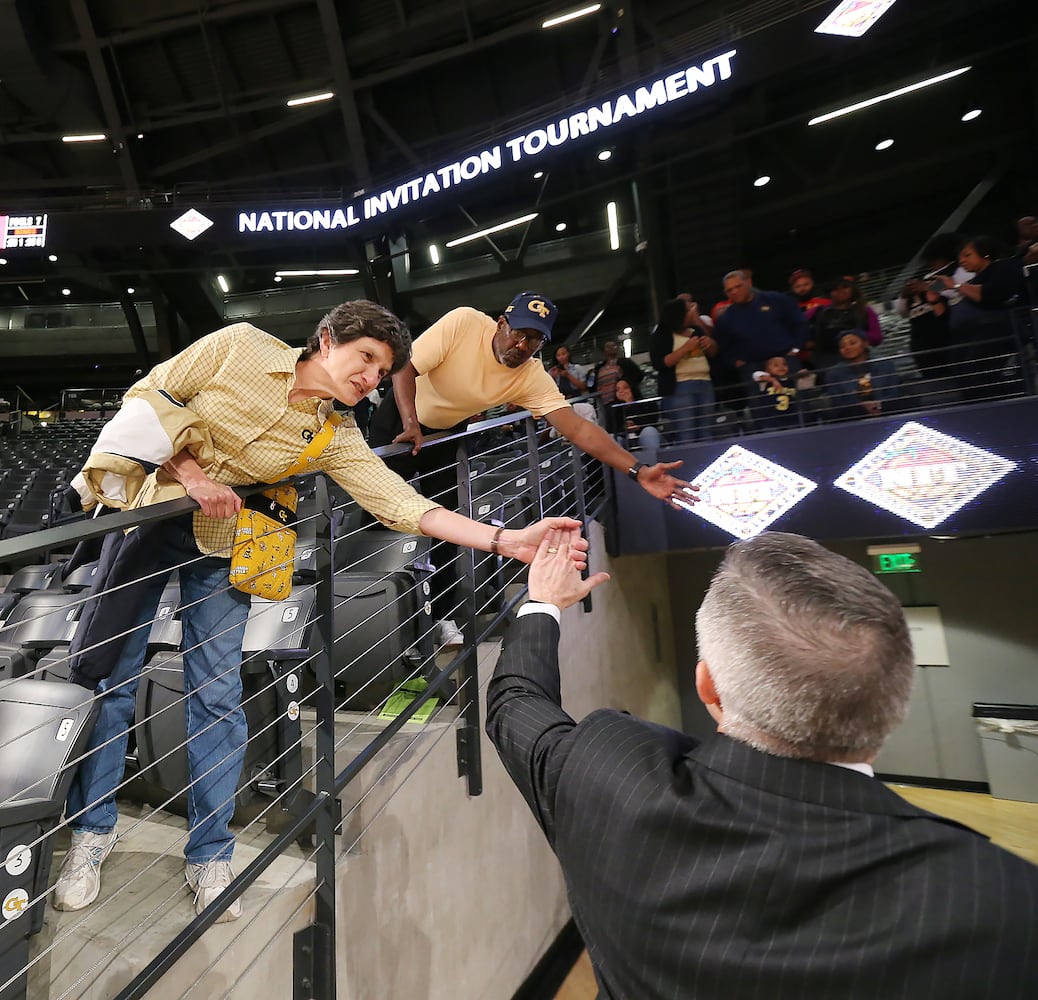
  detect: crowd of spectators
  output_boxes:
[597,219,1033,448]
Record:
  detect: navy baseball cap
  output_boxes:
[504,291,558,341]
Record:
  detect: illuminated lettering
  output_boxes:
[587,101,613,131]
[665,71,688,101]
[634,80,668,113]
[236,51,737,234]
[523,130,548,155]
[460,155,483,179]
[480,147,502,172]
[569,111,591,138]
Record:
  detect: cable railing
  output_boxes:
[0,409,594,1000]
[608,321,1036,448]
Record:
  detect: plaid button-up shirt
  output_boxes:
[126,323,437,555]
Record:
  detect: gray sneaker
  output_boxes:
[52,830,118,911]
[436,618,464,650]
[185,859,242,922]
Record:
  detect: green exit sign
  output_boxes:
[873,552,920,574]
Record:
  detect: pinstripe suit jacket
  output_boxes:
[486,613,1038,1000]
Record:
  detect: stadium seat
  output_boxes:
[331,531,436,708]
[0,679,98,1000]
[133,586,319,824]
[0,592,83,682]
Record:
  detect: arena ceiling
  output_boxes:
[0,0,1033,358]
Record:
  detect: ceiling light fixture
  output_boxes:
[273,268,360,277]
[555,222,567,233]
[286,91,335,107]
[961,108,982,121]
[533,171,544,179]
[753,175,771,187]
[597,149,612,161]
[61,133,107,143]
[874,138,894,150]
[808,66,970,126]
[48,254,58,262]
[542,4,602,29]
[217,274,229,293]
[622,337,633,358]
[61,287,71,296]
[815,0,896,38]
[274,276,282,282]
[126,287,135,294]
[445,213,539,248]
[606,202,620,251]
[429,245,440,265]
[623,326,633,334]
[0,258,6,265]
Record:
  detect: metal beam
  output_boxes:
[53,0,310,51]
[315,0,371,188]
[152,104,329,177]
[69,0,140,195]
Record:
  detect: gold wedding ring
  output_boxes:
[547,546,559,553]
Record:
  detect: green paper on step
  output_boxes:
[379,679,439,724]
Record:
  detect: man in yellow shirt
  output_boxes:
[369,291,691,504]
[368,291,694,648]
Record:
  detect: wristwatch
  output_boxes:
[627,461,646,481]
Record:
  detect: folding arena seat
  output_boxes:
[133,586,319,822]
[0,591,82,682]
[0,680,97,1000]
[331,530,436,708]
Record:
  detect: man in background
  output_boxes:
[487,530,1038,1000]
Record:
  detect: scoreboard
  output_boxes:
[1,214,48,249]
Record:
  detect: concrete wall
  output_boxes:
[666,533,1038,782]
[334,521,679,999]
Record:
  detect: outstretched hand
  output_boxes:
[637,461,700,510]
[528,527,610,610]
[509,517,589,569]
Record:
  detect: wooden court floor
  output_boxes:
[553,786,1038,999]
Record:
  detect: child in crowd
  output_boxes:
[825,331,899,419]
[750,355,802,430]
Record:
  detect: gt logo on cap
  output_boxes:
[527,299,551,318]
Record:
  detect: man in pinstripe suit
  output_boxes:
[487,530,1038,1000]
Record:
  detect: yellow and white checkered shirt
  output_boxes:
[126,323,438,555]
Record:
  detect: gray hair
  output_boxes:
[299,300,411,373]
[723,269,750,284]
[695,532,914,761]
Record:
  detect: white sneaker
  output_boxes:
[185,859,242,922]
[436,619,464,650]
[52,830,118,911]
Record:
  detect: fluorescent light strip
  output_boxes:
[542,4,601,29]
[216,274,229,293]
[428,245,440,265]
[61,133,107,143]
[808,66,970,126]
[286,91,335,107]
[606,202,620,251]
[274,268,360,277]
[445,213,538,248]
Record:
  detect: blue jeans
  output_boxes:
[664,380,715,444]
[65,516,252,863]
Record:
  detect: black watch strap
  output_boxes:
[627,461,646,481]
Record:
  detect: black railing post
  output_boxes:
[523,416,545,519]
[298,473,338,1000]
[454,440,483,796]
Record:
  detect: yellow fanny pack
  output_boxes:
[228,412,341,600]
